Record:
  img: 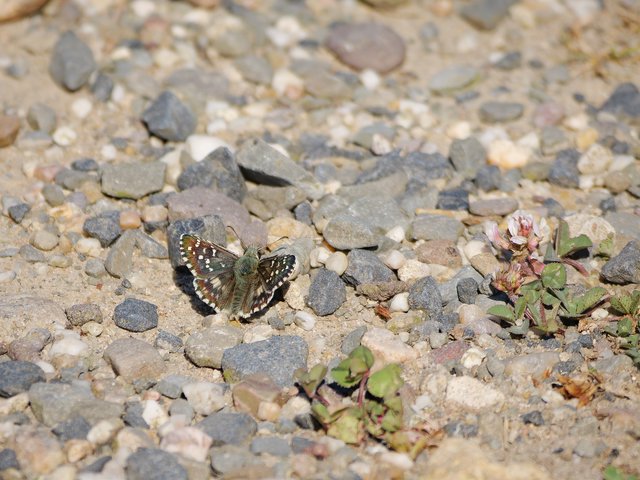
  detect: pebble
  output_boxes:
[445,376,505,411]
[160,426,213,463]
[8,202,30,223]
[411,215,464,242]
[101,161,166,200]
[504,352,560,378]
[104,230,137,278]
[294,311,317,330]
[142,91,196,142]
[397,259,432,282]
[389,292,410,313]
[460,0,513,30]
[548,149,581,188]
[11,428,65,477]
[113,298,159,332]
[185,326,243,369]
[250,436,291,457]
[31,230,59,251]
[415,240,461,269]
[103,337,165,382]
[469,197,518,216]
[324,22,405,73]
[182,382,226,416]
[342,249,396,285]
[221,335,308,388]
[126,448,187,480]
[155,330,184,353]
[0,361,46,397]
[449,137,486,179]
[361,327,417,365]
[49,31,96,91]
[479,101,524,123]
[429,65,479,94]
[601,241,640,284]
[196,412,257,446]
[27,103,57,133]
[577,143,613,174]
[408,276,443,320]
[322,213,379,250]
[307,269,346,316]
[19,244,46,263]
[324,251,348,275]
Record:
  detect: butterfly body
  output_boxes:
[180,234,297,319]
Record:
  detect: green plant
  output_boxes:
[295,346,429,458]
[603,465,639,480]
[604,290,640,366]
[486,213,607,335]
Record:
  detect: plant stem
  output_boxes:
[357,370,370,408]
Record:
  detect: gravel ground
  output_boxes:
[0,0,639,479]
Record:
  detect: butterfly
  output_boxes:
[180,234,297,319]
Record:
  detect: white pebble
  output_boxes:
[87,419,123,446]
[397,259,431,282]
[81,321,103,337]
[142,399,169,429]
[35,361,55,375]
[154,48,180,68]
[100,144,117,160]
[294,311,316,331]
[310,246,331,267]
[609,155,634,172]
[389,292,409,313]
[577,143,613,174]
[564,113,589,131]
[462,239,487,261]
[487,139,530,169]
[131,0,156,17]
[186,134,232,162]
[381,250,406,270]
[75,238,102,257]
[71,98,93,119]
[48,336,89,358]
[243,324,273,343]
[385,226,406,243]
[52,126,77,146]
[446,121,472,139]
[324,251,348,275]
[461,347,486,369]
[360,69,381,90]
[0,271,16,283]
[182,382,226,416]
[160,426,212,463]
[272,69,304,97]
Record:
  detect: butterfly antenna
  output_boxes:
[265,236,289,253]
[226,225,245,249]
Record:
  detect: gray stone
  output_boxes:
[214,28,253,58]
[449,137,486,179]
[85,258,107,278]
[246,185,307,221]
[235,138,323,200]
[479,101,524,123]
[42,184,65,207]
[197,412,257,446]
[27,103,57,133]
[548,149,580,188]
[166,214,226,268]
[307,269,346,316]
[91,71,114,102]
[593,354,634,377]
[474,165,502,191]
[492,51,522,70]
[83,213,122,247]
[105,230,137,278]
[8,203,30,223]
[324,22,405,74]
[437,188,469,211]
[19,244,46,263]
[113,298,158,332]
[408,276,443,320]
[599,83,640,125]
[540,126,570,156]
[156,374,192,399]
[101,162,166,200]
[126,448,188,480]
[604,213,640,241]
[345,196,409,233]
[28,382,92,427]
[103,337,166,382]
[0,449,19,471]
[352,122,396,150]
[155,330,184,353]
[460,0,516,30]
[31,230,59,251]
[341,326,367,354]
[323,213,379,250]
[573,438,607,458]
[504,352,560,377]
[469,198,519,216]
[142,91,196,142]
[49,31,96,91]
[0,361,45,397]
[601,241,640,284]
[170,399,194,420]
[177,147,247,202]
[185,326,243,369]
[52,416,91,441]
[250,437,291,457]
[55,168,94,191]
[343,249,396,286]
[234,55,273,85]
[210,445,263,475]
[456,277,478,304]
[429,65,479,94]
[221,336,308,388]
[411,215,464,242]
[66,303,103,326]
[133,231,168,259]
[167,188,267,248]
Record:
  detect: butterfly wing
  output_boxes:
[180,234,238,311]
[238,254,297,317]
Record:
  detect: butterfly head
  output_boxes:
[235,245,260,277]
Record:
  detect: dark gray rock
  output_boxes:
[250,437,291,457]
[0,361,46,397]
[156,374,192,399]
[142,91,196,142]
[113,298,158,332]
[101,162,166,200]
[234,55,273,85]
[341,326,367,354]
[28,382,94,427]
[52,415,91,441]
[155,330,184,353]
[449,137,486,179]
[134,230,168,259]
[408,276,443,320]
[460,0,516,30]
[166,215,226,268]
[66,303,103,326]
[342,249,396,286]
[177,147,247,202]
[104,230,137,278]
[19,244,46,263]
[55,168,94,191]
[126,448,187,480]
[599,82,640,125]
[91,72,114,102]
[437,188,469,211]
[521,410,544,426]
[307,269,346,316]
[479,101,524,123]
[71,158,99,172]
[548,149,580,188]
[235,138,323,200]
[411,214,464,241]
[83,214,122,247]
[0,449,19,471]
[221,336,308,388]
[601,241,640,284]
[49,31,96,91]
[123,402,149,429]
[8,203,30,223]
[323,213,379,250]
[457,277,478,304]
[197,412,257,446]
[474,165,502,191]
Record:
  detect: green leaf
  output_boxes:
[507,318,530,335]
[611,291,640,315]
[603,465,639,480]
[542,290,561,307]
[331,346,375,388]
[618,317,634,337]
[327,409,364,444]
[514,296,528,320]
[349,346,375,370]
[573,287,607,314]
[556,220,593,257]
[487,304,515,321]
[331,360,362,388]
[367,364,404,399]
[610,296,628,315]
[597,234,615,258]
[295,364,327,397]
[541,263,567,289]
[380,409,403,433]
